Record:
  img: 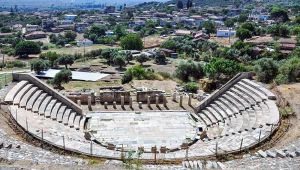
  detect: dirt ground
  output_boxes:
[273,83,300,148]
[143,35,170,49]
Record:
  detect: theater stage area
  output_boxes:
[87,111,199,151]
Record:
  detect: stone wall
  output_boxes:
[63,91,95,104]
[136,90,164,103]
[12,73,82,114]
[99,91,130,103]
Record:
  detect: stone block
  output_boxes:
[275,149,286,158]
[266,150,276,158]
[257,150,267,158]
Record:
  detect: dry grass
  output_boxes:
[63,80,121,91]
[44,44,118,55]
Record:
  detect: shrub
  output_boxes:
[113,55,126,68]
[121,65,154,84]
[254,58,278,83]
[52,69,72,88]
[15,41,41,57]
[136,54,149,65]
[30,59,50,74]
[120,34,143,50]
[175,60,205,82]
[184,82,199,93]
[275,57,300,84]
[5,60,27,68]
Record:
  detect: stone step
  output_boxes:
[214,100,236,116]
[202,110,218,124]
[74,115,81,130]
[57,106,67,123]
[206,107,224,122]
[220,95,243,112]
[80,116,86,130]
[32,93,47,113]
[226,91,250,109]
[26,90,42,110]
[63,109,72,125]
[210,104,228,119]
[39,96,52,115]
[237,81,267,101]
[20,87,38,108]
[51,102,62,120]
[230,88,256,106]
[44,99,57,118]
[5,80,28,102]
[68,112,76,128]
[13,84,33,105]
[241,79,276,100]
[199,113,212,126]
[234,84,262,103]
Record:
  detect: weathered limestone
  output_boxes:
[56,106,67,122]
[163,95,167,107]
[139,102,142,109]
[77,100,81,107]
[44,99,57,118]
[88,96,92,110]
[20,87,38,108]
[179,95,183,107]
[113,101,117,109]
[129,97,133,108]
[68,112,76,128]
[26,90,42,110]
[155,94,159,107]
[172,93,177,102]
[188,93,192,106]
[13,84,33,105]
[5,80,28,103]
[39,96,52,115]
[74,115,81,130]
[121,96,125,108]
[32,93,47,113]
[104,102,108,109]
[147,96,151,107]
[63,109,72,125]
[51,102,62,120]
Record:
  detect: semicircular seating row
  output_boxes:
[4,80,86,131]
[4,78,280,159]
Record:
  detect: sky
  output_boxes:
[0,0,169,7]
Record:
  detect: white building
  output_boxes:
[216,29,236,37]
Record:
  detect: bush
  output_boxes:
[120,34,143,50]
[184,82,199,93]
[30,59,50,74]
[5,60,27,68]
[275,57,300,84]
[15,41,41,57]
[254,58,278,83]
[121,65,155,84]
[136,54,149,65]
[175,60,205,82]
[113,55,126,68]
[52,69,72,88]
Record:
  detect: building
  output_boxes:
[24,31,47,40]
[216,29,236,37]
[76,39,93,46]
[64,14,77,21]
[26,24,41,33]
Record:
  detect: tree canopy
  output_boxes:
[120,34,143,50]
[52,69,72,88]
[15,41,41,57]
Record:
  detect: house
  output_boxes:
[216,29,236,37]
[75,23,89,33]
[105,31,114,36]
[64,14,77,22]
[175,30,192,36]
[26,24,40,33]
[12,24,23,31]
[128,20,146,27]
[76,39,93,46]
[25,31,47,40]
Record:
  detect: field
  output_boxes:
[44,44,118,55]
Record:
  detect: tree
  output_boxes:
[268,24,290,37]
[113,55,126,69]
[177,0,183,9]
[270,6,289,22]
[101,48,117,65]
[240,22,256,33]
[89,25,106,36]
[295,16,300,24]
[52,69,72,88]
[203,21,216,35]
[30,59,50,74]
[0,26,12,33]
[15,41,41,57]
[155,51,167,64]
[275,57,300,84]
[236,28,252,41]
[123,51,133,64]
[292,26,300,35]
[115,25,126,40]
[204,58,243,80]
[64,31,77,43]
[186,0,193,9]
[238,13,248,23]
[39,51,59,67]
[175,60,205,82]
[56,55,75,69]
[224,18,235,28]
[120,34,143,50]
[136,54,149,65]
[254,58,278,83]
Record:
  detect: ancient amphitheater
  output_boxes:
[1,72,292,169]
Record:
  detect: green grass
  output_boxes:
[44,44,118,55]
[0,73,12,88]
